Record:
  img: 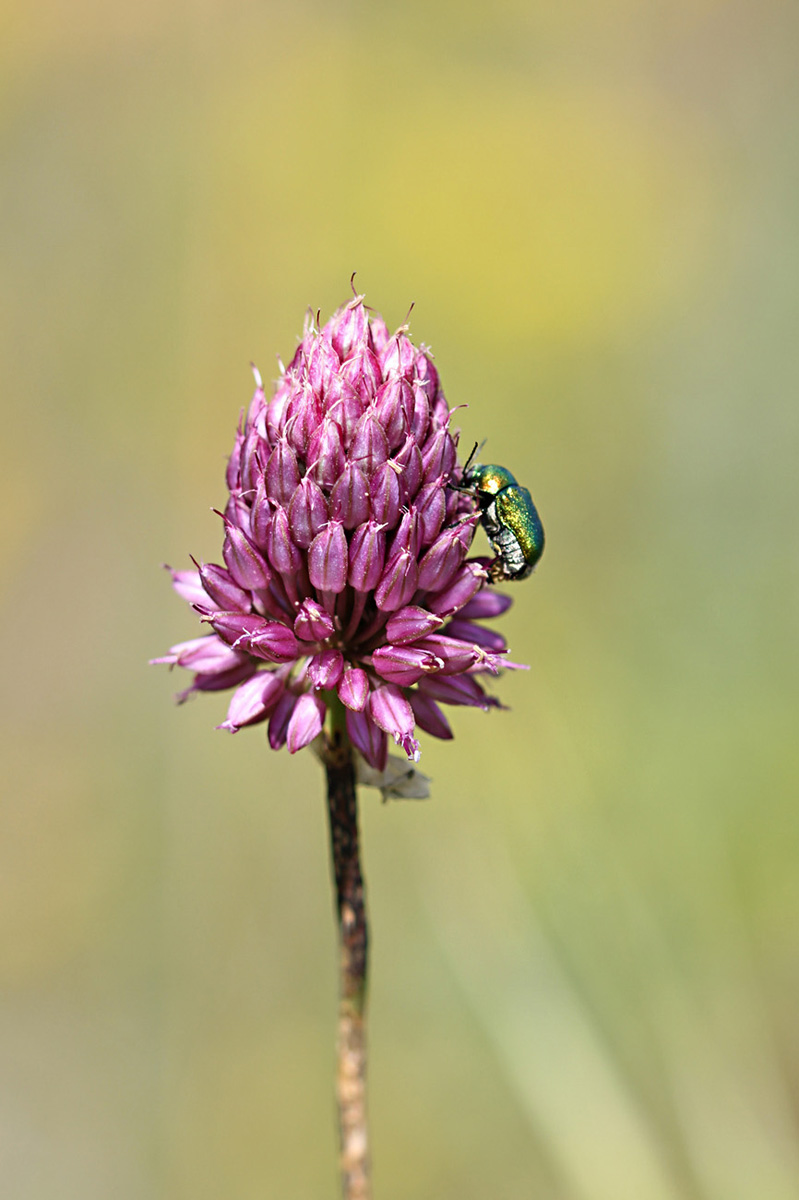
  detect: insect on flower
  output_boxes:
[153,294,537,771]
[459,442,545,582]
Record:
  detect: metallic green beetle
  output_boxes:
[460,445,545,582]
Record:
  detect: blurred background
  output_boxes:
[2,0,798,1196]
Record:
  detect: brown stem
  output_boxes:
[322,720,372,1200]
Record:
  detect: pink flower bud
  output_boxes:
[308,417,345,488]
[349,409,389,476]
[265,378,292,442]
[415,481,447,547]
[306,334,340,397]
[409,690,453,739]
[331,296,368,358]
[268,690,297,749]
[374,549,419,612]
[217,670,285,732]
[241,621,299,664]
[294,598,335,642]
[286,692,326,752]
[425,561,486,616]
[380,331,415,378]
[418,674,496,709]
[371,644,443,687]
[385,605,444,644]
[150,635,245,674]
[288,477,329,549]
[389,508,420,559]
[417,525,469,591]
[239,426,264,496]
[249,475,272,549]
[394,437,423,501]
[421,427,457,483]
[444,619,507,652]
[341,346,382,402]
[265,506,302,576]
[266,440,301,504]
[348,520,386,592]
[330,463,370,528]
[222,524,271,591]
[368,684,419,761]
[414,351,439,401]
[207,611,270,646]
[457,590,513,620]
[285,385,323,457]
[337,667,369,711]
[374,376,411,449]
[412,634,478,676]
[369,461,402,527]
[197,562,252,613]
[308,649,344,690]
[226,427,243,492]
[308,520,348,592]
[165,566,208,608]
[345,708,388,771]
[326,379,364,443]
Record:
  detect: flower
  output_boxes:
[153,294,525,770]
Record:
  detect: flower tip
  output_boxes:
[250,363,263,389]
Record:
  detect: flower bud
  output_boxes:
[268,690,297,749]
[286,692,326,752]
[306,333,340,397]
[326,379,364,443]
[285,384,323,457]
[374,550,419,612]
[369,461,402,527]
[457,591,513,620]
[341,346,381,402]
[331,296,368,358]
[330,463,370,529]
[412,634,478,676]
[369,684,420,762]
[394,436,423,501]
[196,561,251,613]
[444,619,507,652]
[207,611,270,646]
[385,605,444,644]
[415,481,447,547]
[337,667,369,711]
[417,525,468,591]
[348,520,386,592]
[418,674,496,709]
[294,598,335,642]
[425,560,486,616]
[349,409,389,476]
[288,477,329,549]
[217,671,285,732]
[308,649,344,690]
[265,439,301,504]
[308,520,348,593]
[165,566,208,608]
[389,508,420,559]
[374,376,411,449]
[409,690,452,740]
[372,644,443,687]
[265,506,302,576]
[222,523,271,591]
[380,331,415,378]
[421,427,457,483]
[345,708,388,771]
[308,417,345,488]
[241,621,299,664]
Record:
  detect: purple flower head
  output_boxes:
[154,296,525,768]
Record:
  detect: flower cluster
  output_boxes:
[154,295,522,770]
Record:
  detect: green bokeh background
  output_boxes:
[2,2,798,1197]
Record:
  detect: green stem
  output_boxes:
[322,703,371,1199]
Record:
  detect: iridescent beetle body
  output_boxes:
[461,448,545,582]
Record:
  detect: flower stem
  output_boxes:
[322,707,372,1200]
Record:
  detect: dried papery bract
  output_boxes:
[154,294,528,1199]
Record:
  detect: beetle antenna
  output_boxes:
[462,441,479,475]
